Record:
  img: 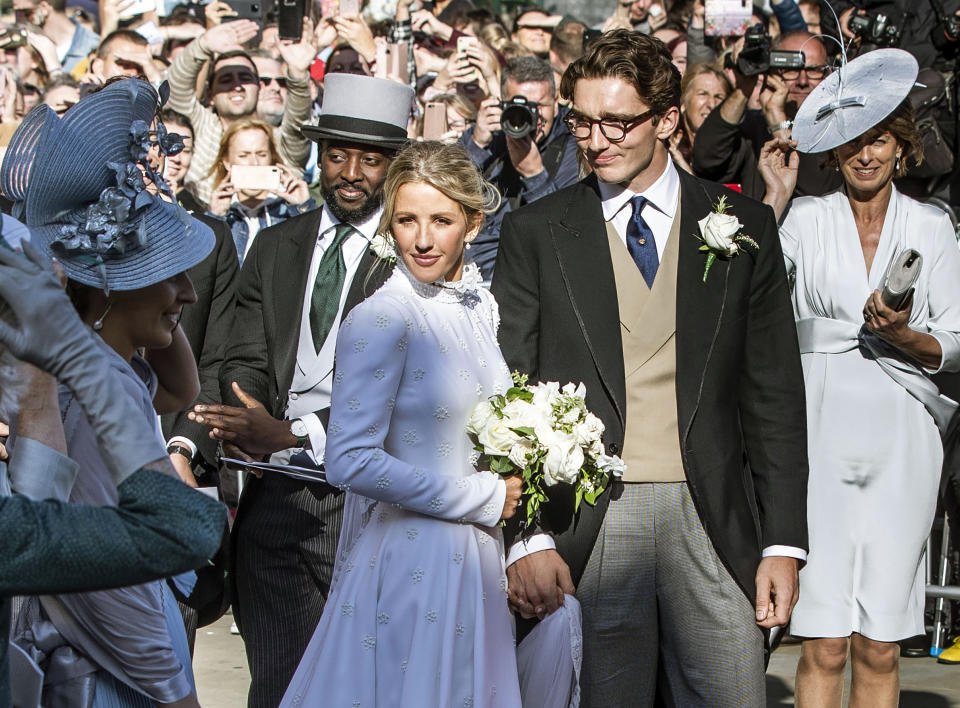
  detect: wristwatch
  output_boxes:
[768,119,793,135]
[290,418,310,449]
[166,443,194,464]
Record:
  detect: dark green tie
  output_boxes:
[309,223,354,352]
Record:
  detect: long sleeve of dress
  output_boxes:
[922,214,960,373]
[325,298,505,527]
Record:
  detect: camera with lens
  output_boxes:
[724,24,806,77]
[847,12,902,48]
[932,14,960,54]
[499,96,540,140]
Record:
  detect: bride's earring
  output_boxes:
[464,237,473,251]
[896,153,902,171]
[93,302,113,331]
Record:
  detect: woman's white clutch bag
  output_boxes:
[881,249,922,311]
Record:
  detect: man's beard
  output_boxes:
[321,181,384,224]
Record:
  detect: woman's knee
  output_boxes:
[801,637,850,673]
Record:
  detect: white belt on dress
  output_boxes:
[796,316,957,434]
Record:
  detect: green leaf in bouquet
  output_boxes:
[575,486,584,512]
[506,387,534,403]
[509,426,535,437]
[511,371,529,387]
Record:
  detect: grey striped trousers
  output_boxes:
[577,482,765,707]
[232,474,345,708]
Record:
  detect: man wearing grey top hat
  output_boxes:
[189,74,414,708]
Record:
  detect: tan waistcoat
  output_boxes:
[606,211,686,482]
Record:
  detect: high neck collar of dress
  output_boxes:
[394,259,483,304]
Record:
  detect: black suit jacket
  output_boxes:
[219,207,392,427]
[491,169,809,601]
[161,214,239,469]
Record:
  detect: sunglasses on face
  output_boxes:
[259,76,288,89]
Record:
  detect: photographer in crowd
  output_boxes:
[693,29,843,199]
[459,55,578,279]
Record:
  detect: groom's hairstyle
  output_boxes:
[559,29,681,119]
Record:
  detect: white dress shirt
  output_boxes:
[507,159,806,566]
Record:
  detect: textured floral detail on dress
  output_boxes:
[375,474,391,490]
[468,450,481,465]
[375,313,390,328]
[428,496,443,512]
[402,429,419,445]
[414,467,426,479]
[341,603,354,616]
[437,442,452,457]
[377,612,391,625]
[406,528,419,540]
[452,552,464,564]
[425,610,438,623]
[335,371,344,385]
[328,421,342,436]
[347,398,360,411]
[374,368,385,380]
[456,478,468,489]
[369,554,378,568]
[410,568,424,583]
[481,503,496,519]
[346,448,360,459]
[439,343,449,354]
[478,357,487,368]
[344,562,354,574]
[455,623,465,637]
[475,383,484,398]
[458,368,471,380]
[400,659,408,673]
[387,396,396,410]
[413,368,426,381]
[434,406,449,421]
[343,312,354,328]
[396,338,408,352]
[463,698,474,708]
[361,636,376,649]
[354,338,368,353]
[477,529,491,545]
[372,449,384,461]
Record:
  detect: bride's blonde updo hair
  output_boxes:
[377,141,501,239]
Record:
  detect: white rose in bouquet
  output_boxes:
[597,453,627,478]
[478,418,520,456]
[542,429,585,486]
[508,439,536,468]
[573,412,605,446]
[561,382,586,398]
[466,400,495,435]
[501,399,549,432]
[697,211,742,256]
[588,438,605,459]
[532,381,560,410]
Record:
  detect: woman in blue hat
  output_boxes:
[2,78,216,708]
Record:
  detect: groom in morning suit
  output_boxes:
[492,31,809,706]
[189,75,413,707]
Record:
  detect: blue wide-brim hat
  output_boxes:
[0,78,213,292]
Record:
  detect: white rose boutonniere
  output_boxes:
[369,233,397,263]
[695,195,758,282]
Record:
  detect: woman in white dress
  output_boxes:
[281,141,524,708]
[760,50,960,707]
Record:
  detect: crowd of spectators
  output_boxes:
[0,0,957,267]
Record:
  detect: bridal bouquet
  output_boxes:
[466,373,626,529]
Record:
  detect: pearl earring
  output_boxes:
[93,302,112,331]
[896,154,902,171]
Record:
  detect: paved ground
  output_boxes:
[195,615,960,707]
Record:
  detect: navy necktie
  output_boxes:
[626,195,659,288]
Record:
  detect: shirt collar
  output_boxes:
[598,157,680,222]
[318,203,381,243]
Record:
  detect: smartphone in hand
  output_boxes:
[422,102,448,140]
[231,165,284,193]
[277,0,305,40]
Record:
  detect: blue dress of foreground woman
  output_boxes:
[0,236,226,703]
[2,79,219,707]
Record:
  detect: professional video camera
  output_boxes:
[499,96,540,140]
[847,12,902,48]
[932,14,960,54]
[725,24,807,76]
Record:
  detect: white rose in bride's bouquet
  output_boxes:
[531,381,560,410]
[466,400,495,435]
[508,438,536,468]
[573,412,605,447]
[561,382,587,399]
[588,438,605,459]
[597,453,627,478]
[501,399,549,432]
[542,429,584,486]
[477,418,520,456]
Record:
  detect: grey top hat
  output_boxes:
[0,78,214,292]
[793,48,918,154]
[301,74,414,149]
